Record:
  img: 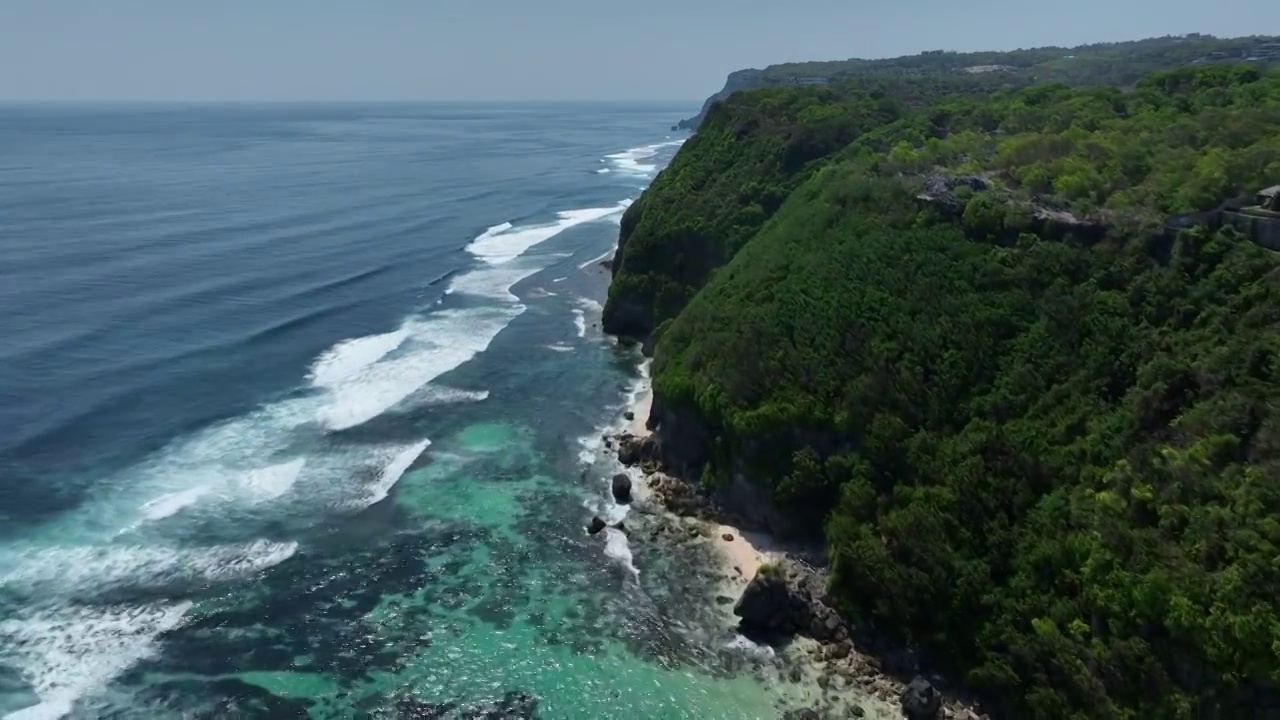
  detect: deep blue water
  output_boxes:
[0,104,804,719]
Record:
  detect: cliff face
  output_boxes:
[605,64,1280,720]
[676,69,765,130]
[603,86,871,344]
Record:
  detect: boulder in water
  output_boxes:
[611,473,632,503]
[587,516,607,535]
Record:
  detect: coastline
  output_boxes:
[608,364,990,720]
[623,374,770,586]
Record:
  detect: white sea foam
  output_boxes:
[577,248,613,270]
[726,634,777,660]
[464,202,629,265]
[545,343,574,353]
[139,486,211,521]
[571,296,603,339]
[446,262,544,302]
[0,601,192,720]
[603,527,638,578]
[551,276,567,283]
[419,387,490,405]
[131,456,304,522]
[595,168,610,174]
[234,458,306,502]
[315,306,517,431]
[604,140,685,176]
[308,328,411,388]
[364,440,431,507]
[576,431,603,466]
[1,540,299,593]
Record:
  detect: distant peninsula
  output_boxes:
[679,34,1280,130]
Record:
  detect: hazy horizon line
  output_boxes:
[0,97,704,106]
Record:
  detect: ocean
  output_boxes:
[0,104,787,719]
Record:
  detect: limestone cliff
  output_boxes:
[675,69,765,130]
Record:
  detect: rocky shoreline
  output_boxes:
[605,423,992,720]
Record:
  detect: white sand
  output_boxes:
[628,386,652,437]
[626,376,775,587]
[715,523,777,588]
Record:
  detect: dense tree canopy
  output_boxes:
[623,65,1280,718]
[603,86,898,339]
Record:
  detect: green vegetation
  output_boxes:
[680,34,1280,129]
[760,35,1280,87]
[622,64,1280,718]
[756,562,785,579]
[862,65,1280,219]
[603,86,900,339]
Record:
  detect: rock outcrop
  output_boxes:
[615,433,660,468]
[901,676,943,720]
[733,561,849,643]
[611,473,632,503]
[676,68,766,130]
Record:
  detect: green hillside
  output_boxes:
[618,63,1280,719]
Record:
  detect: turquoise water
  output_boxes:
[0,104,790,718]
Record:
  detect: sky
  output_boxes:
[0,0,1272,102]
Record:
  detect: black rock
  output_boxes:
[611,473,632,503]
[616,434,657,466]
[781,709,824,720]
[623,410,635,421]
[587,516,607,535]
[734,570,805,636]
[394,689,540,719]
[733,562,849,644]
[901,675,943,720]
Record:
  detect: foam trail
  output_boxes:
[315,307,516,431]
[446,262,545,302]
[465,202,629,265]
[605,140,685,176]
[545,343,574,353]
[603,528,639,578]
[0,602,192,720]
[235,458,305,502]
[1,540,299,594]
[308,328,410,388]
[577,249,613,270]
[419,387,490,405]
[572,309,586,338]
[139,486,211,521]
[364,440,431,507]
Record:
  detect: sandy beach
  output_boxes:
[614,378,896,719]
[613,373,932,720]
[626,385,652,438]
[624,377,772,590]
